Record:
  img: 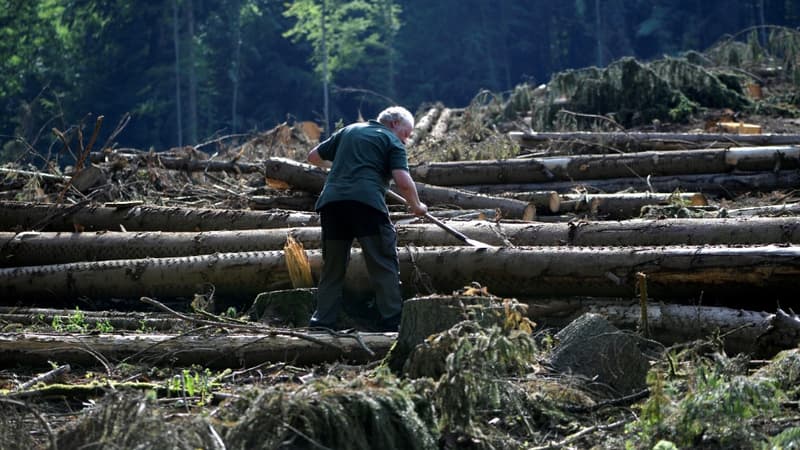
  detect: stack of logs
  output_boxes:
[2,128,800,367]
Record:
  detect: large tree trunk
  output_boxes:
[412,146,800,185]
[4,217,800,267]
[509,131,800,152]
[460,169,800,196]
[0,330,394,369]
[0,201,319,232]
[3,245,800,306]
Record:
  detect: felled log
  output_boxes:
[724,202,800,217]
[2,245,800,306]
[249,192,318,211]
[584,303,800,358]
[407,107,440,147]
[0,201,319,232]
[0,330,395,368]
[460,169,800,196]
[428,108,452,141]
[0,168,70,191]
[544,192,707,219]
[412,146,800,185]
[0,307,179,331]
[414,183,535,220]
[262,157,536,219]
[509,131,800,152]
[4,217,800,266]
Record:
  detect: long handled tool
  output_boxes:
[386,189,495,248]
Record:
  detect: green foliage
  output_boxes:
[434,323,537,429]
[52,307,88,333]
[221,374,438,450]
[628,351,783,449]
[283,0,401,83]
[167,366,227,405]
[769,427,800,448]
[2,1,799,158]
[51,308,114,333]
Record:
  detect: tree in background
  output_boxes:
[0,0,70,162]
[283,0,402,134]
[1,0,798,162]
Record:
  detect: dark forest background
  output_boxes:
[2,0,799,161]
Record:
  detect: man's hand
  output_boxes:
[409,201,428,217]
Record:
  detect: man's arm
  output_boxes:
[307,146,332,169]
[392,169,427,216]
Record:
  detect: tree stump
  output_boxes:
[385,292,528,373]
[249,288,316,327]
[548,313,656,397]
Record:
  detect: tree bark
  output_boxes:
[262,157,536,219]
[3,245,800,305]
[460,169,800,196]
[0,201,319,232]
[411,146,800,185]
[510,131,800,152]
[414,183,535,220]
[249,193,318,211]
[725,202,800,217]
[583,303,800,358]
[407,107,439,148]
[4,217,800,266]
[551,192,707,219]
[0,330,394,368]
[0,307,177,331]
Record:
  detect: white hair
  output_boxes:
[377,106,414,129]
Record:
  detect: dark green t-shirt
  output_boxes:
[315,120,409,213]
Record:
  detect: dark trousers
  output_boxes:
[311,201,402,326]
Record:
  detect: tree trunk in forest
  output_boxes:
[321,0,330,137]
[460,169,800,196]
[0,330,394,368]
[185,0,198,144]
[4,216,800,267]
[411,146,800,185]
[172,0,183,147]
[509,131,800,152]
[0,201,319,232]
[3,245,800,305]
[231,0,242,133]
